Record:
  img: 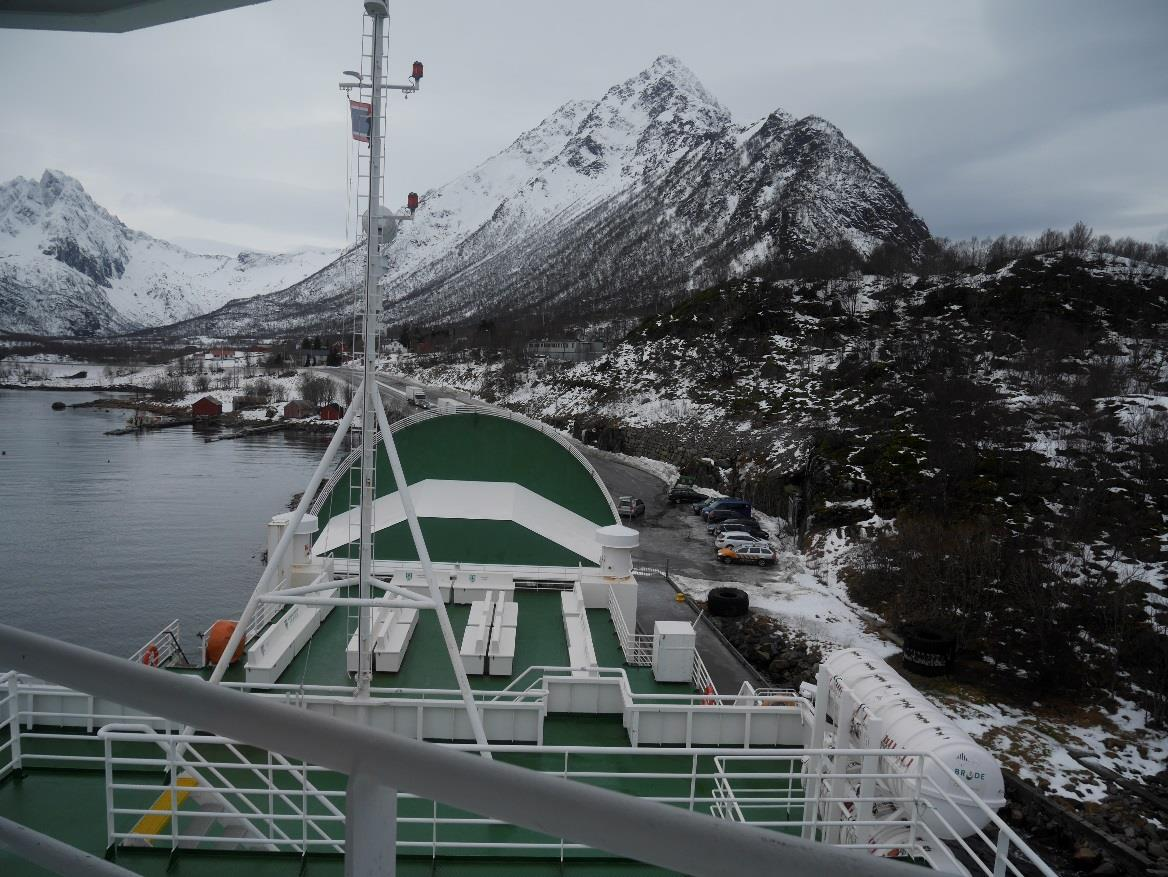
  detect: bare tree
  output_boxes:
[297,372,333,407]
[1066,220,1095,254]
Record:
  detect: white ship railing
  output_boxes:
[0,673,18,782]
[605,585,719,700]
[127,619,183,667]
[606,586,654,666]
[692,652,718,701]
[2,666,803,753]
[0,622,921,877]
[0,627,1059,877]
[93,724,1058,877]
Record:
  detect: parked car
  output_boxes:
[717,542,776,567]
[618,496,645,518]
[714,532,766,550]
[700,498,752,521]
[668,485,705,505]
[692,497,721,515]
[705,508,756,530]
[710,516,764,534]
[712,519,767,538]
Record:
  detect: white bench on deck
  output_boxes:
[459,598,492,675]
[460,591,518,676]
[375,607,419,672]
[453,574,514,605]
[246,590,336,685]
[487,599,519,676]
[345,606,420,674]
[560,584,597,676]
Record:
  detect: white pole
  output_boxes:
[208,384,364,685]
[371,390,491,755]
[344,772,396,877]
[0,815,140,877]
[357,1,388,696]
[5,673,20,772]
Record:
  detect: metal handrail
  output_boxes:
[127,619,182,666]
[0,621,912,877]
[607,586,653,666]
[93,723,1058,877]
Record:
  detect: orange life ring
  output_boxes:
[142,644,161,667]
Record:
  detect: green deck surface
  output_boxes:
[364,518,593,567]
[192,590,694,698]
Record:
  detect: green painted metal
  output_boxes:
[315,414,617,553]
[369,519,593,567]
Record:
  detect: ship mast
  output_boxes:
[347,4,489,754]
[355,0,387,693]
[208,0,489,755]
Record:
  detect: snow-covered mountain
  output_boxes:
[155,55,930,339]
[0,170,339,337]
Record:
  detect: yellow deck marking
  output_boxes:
[129,775,199,841]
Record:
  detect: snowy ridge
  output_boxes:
[149,56,929,339]
[0,170,339,336]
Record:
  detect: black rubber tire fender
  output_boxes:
[708,586,749,617]
[902,625,956,677]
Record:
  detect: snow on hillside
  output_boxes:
[0,170,338,336]
[394,251,1168,803]
[146,55,929,340]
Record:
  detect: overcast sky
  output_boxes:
[1,0,1165,253]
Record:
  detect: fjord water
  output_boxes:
[0,390,330,657]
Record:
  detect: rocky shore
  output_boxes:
[706,610,823,690]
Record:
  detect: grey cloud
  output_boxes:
[0,0,1163,250]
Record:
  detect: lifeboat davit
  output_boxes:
[205,619,245,665]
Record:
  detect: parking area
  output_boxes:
[581,450,789,588]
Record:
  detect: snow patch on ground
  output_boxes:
[672,553,896,658]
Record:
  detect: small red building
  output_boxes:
[318,402,344,421]
[283,399,314,419]
[191,396,223,418]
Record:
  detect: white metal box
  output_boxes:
[652,620,696,683]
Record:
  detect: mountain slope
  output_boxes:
[403,250,1168,712]
[0,170,338,336]
[150,55,929,339]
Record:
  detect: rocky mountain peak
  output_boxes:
[562,56,731,180]
[503,99,598,163]
[0,169,339,336]
[7,56,931,339]
[38,168,85,206]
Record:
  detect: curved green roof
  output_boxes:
[311,410,618,567]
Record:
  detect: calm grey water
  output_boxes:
[0,389,331,657]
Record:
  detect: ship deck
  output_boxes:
[194,588,694,698]
[0,584,809,876]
